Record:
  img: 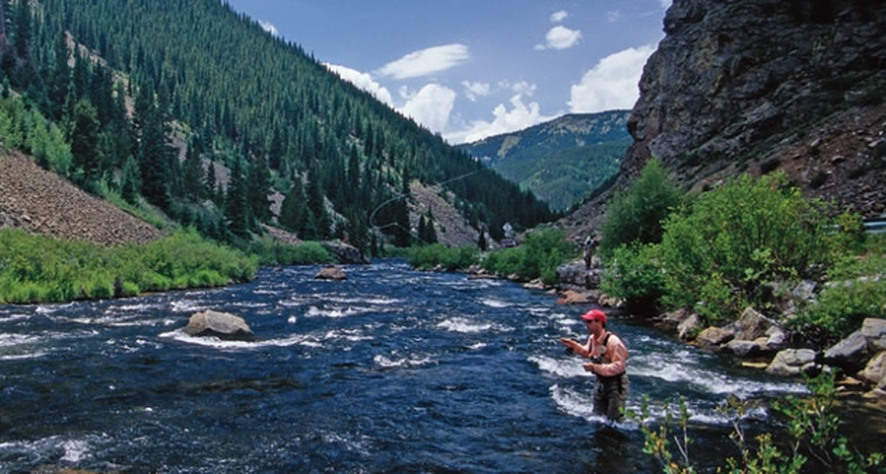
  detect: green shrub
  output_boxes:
[600,243,667,314]
[791,279,886,345]
[657,172,833,324]
[407,243,479,271]
[247,236,333,265]
[481,228,575,284]
[599,158,682,259]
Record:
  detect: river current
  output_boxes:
[0,260,809,473]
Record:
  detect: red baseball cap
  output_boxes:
[580,309,606,324]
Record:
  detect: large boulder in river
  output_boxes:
[184,310,256,341]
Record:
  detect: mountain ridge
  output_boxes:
[460,111,631,210]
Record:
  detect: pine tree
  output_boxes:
[69,99,101,189]
[279,177,307,234]
[224,156,251,237]
[246,155,271,222]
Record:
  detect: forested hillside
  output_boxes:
[0,0,553,253]
[460,111,631,211]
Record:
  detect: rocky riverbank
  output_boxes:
[552,258,886,400]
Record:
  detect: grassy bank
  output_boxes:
[0,229,262,304]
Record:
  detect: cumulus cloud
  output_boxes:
[462,81,490,102]
[377,44,470,80]
[551,10,568,23]
[324,63,394,106]
[535,25,582,51]
[258,20,279,37]
[568,44,656,113]
[445,94,558,144]
[399,84,457,132]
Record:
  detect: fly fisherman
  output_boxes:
[559,308,629,421]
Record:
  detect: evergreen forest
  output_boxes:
[0,0,555,255]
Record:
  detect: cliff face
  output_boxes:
[562,0,886,238]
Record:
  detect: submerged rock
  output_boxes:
[316,266,347,281]
[183,310,256,341]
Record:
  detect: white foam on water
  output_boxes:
[170,300,206,313]
[465,341,487,350]
[436,317,513,334]
[550,383,596,419]
[373,353,435,369]
[287,315,297,324]
[0,350,47,360]
[158,328,306,349]
[321,328,374,343]
[0,313,35,323]
[60,439,90,463]
[305,305,367,319]
[630,355,806,397]
[480,297,510,308]
[34,302,75,315]
[529,354,589,378]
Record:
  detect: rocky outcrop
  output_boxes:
[321,240,369,264]
[183,310,256,341]
[559,0,886,240]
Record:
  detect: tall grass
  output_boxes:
[0,228,258,304]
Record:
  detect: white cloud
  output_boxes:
[535,25,582,51]
[551,10,568,23]
[568,44,656,113]
[324,63,394,106]
[445,94,558,144]
[462,81,490,102]
[607,11,622,23]
[659,0,672,8]
[399,84,457,132]
[258,20,279,37]
[377,44,470,80]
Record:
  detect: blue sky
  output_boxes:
[223,1,670,144]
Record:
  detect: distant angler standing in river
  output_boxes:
[559,309,629,421]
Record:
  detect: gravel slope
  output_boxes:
[0,151,164,246]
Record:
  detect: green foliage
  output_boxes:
[0,228,257,304]
[407,243,479,271]
[599,158,682,259]
[1,93,72,174]
[481,228,575,284]
[791,279,886,345]
[657,172,833,324]
[600,243,667,314]
[246,236,333,266]
[631,373,883,474]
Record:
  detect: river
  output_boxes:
[1,260,814,472]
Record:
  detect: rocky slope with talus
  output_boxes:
[560,0,886,238]
[0,151,163,245]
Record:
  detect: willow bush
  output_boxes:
[598,158,682,259]
[601,172,836,324]
[657,172,834,324]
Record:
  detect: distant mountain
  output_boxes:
[459,112,631,211]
